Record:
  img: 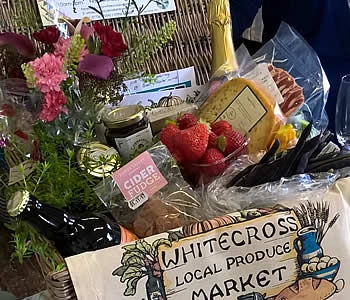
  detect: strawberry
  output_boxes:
[160,123,185,163]
[160,123,179,152]
[175,123,209,162]
[199,148,226,177]
[208,132,218,149]
[211,120,232,136]
[217,130,246,156]
[177,113,198,130]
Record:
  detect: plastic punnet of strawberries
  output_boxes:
[160,113,248,185]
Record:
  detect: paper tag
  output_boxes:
[245,63,285,104]
[9,161,37,186]
[128,191,149,210]
[112,152,168,208]
[218,86,267,133]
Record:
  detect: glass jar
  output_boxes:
[103,105,153,160]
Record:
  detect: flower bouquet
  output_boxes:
[0,10,176,273]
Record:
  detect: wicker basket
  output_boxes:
[1,0,212,298]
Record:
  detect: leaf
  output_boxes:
[126,256,145,267]
[135,240,153,257]
[124,277,141,296]
[121,250,145,265]
[122,244,137,251]
[121,266,142,283]
[86,36,96,54]
[112,265,128,277]
[168,231,184,242]
[152,238,172,256]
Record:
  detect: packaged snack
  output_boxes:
[94,143,205,238]
[253,22,330,131]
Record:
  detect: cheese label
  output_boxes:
[216,86,267,133]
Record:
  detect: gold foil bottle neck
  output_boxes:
[208,0,238,76]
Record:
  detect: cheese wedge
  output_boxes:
[199,78,283,154]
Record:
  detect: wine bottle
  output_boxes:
[7,190,137,257]
[208,0,238,76]
[145,264,167,300]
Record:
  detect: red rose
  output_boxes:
[93,22,128,58]
[33,26,60,44]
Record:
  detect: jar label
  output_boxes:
[112,151,168,209]
[114,124,153,161]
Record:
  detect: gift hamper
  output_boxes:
[1,0,350,299]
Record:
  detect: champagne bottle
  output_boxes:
[208,0,238,76]
[145,264,167,300]
[7,190,137,257]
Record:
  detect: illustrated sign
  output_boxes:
[66,198,348,300]
[36,0,176,26]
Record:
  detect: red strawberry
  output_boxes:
[208,132,218,149]
[160,123,179,152]
[175,123,209,162]
[217,130,246,156]
[211,120,232,136]
[199,148,226,177]
[177,113,198,130]
[160,124,185,162]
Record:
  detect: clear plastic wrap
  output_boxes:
[94,143,207,238]
[0,79,42,161]
[253,22,330,131]
[202,170,339,220]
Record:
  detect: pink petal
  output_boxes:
[77,54,114,80]
[0,32,36,58]
[80,24,95,40]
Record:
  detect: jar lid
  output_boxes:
[102,105,145,129]
[7,190,30,217]
[77,142,121,178]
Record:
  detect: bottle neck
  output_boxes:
[208,0,238,76]
[20,196,73,236]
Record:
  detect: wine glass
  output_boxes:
[335,74,350,148]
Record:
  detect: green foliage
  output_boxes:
[21,63,36,87]
[29,123,102,209]
[124,20,177,75]
[5,221,63,271]
[63,34,85,89]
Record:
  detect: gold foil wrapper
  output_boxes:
[208,0,238,76]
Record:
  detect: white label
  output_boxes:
[128,191,149,210]
[37,0,176,26]
[245,63,285,105]
[218,86,267,133]
[114,124,153,160]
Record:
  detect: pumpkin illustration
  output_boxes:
[157,92,184,107]
[183,215,236,237]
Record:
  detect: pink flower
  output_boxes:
[39,90,67,122]
[54,37,88,61]
[29,53,67,93]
